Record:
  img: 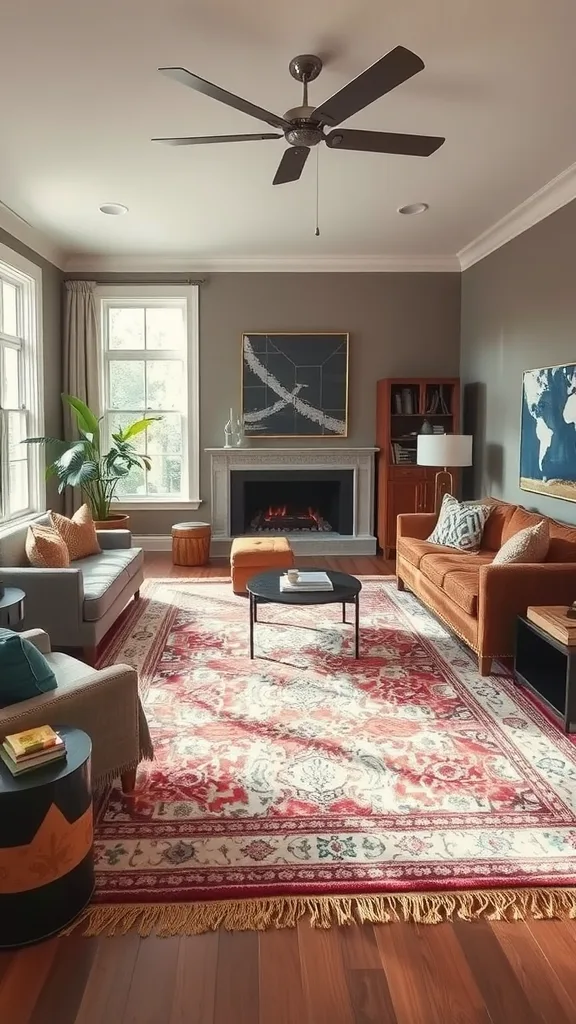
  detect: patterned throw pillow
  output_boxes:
[428,494,492,552]
[25,524,70,568]
[51,504,101,561]
[492,519,549,565]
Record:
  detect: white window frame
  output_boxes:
[0,242,44,527]
[96,285,200,510]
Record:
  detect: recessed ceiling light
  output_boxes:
[99,203,128,216]
[398,202,429,216]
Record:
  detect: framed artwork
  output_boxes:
[241,332,349,438]
[520,363,576,502]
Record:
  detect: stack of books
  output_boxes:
[280,571,334,592]
[0,725,67,776]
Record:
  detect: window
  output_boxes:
[0,244,43,525]
[98,286,200,507]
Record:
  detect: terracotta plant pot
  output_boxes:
[93,513,131,531]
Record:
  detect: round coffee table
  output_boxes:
[0,587,25,629]
[246,569,362,659]
[0,726,94,947]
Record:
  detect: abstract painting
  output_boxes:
[520,363,576,502]
[241,333,349,437]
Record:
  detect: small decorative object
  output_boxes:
[234,413,245,447]
[224,408,234,448]
[417,433,473,512]
[521,363,576,503]
[286,568,300,584]
[171,522,211,566]
[24,396,159,527]
[419,419,433,435]
[567,602,576,620]
[241,333,349,437]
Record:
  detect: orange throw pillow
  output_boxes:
[26,524,70,568]
[50,504,101,561]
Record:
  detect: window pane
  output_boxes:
[2,281,18,336]
[8,411,27,459]
[146,361,184,410]
[109,360,145,409]
[113,462,146,497]
[9,460,28,514]
[146,456,182,495]
[109,307,144,350]
[2,346,20,407]
[107,410,145,448]
[146,307,185,350]
[146,414,182,455]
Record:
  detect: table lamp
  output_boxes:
[417,434,473,512]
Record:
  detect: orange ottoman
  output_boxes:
[230,537,294,594]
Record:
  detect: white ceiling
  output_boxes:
[1,0,576,266]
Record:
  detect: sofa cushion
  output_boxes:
[428,494,492,552]
[481,502,517,551]
[493,519,549,565]
[26,524,70,568]
[0,629,57,707]
[420,551,493,589]
[442,570,480,617]
[397,537,457,569]
[75,548,143,622]
[51,504,101,561]
[548,520,576,562]
[0,513,51,567]
[501,507,543,544]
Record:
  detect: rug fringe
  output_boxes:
[63,888,576,937]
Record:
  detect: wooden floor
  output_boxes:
[2,553,576,1024]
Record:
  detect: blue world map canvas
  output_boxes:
[241,333,349,437]
[520,363,576,503]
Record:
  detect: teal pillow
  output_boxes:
[0,629,57,708]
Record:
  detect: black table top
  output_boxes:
[247,568,362,605]
[0,726,91,795]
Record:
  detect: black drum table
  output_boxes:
[247,569,362,659]
[0,726,94,947]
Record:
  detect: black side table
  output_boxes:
[0,587,26,629]
[0,726,94,947]
[514,616,576,733]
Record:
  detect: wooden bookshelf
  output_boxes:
[376,377,460,556]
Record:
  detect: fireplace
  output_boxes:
[230,470,354,536]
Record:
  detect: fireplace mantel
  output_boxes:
[206,446,378,555]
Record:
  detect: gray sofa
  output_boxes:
[0,513,143,659]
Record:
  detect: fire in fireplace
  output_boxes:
[250,504,332,532]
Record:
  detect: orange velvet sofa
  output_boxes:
[396,499,576,675]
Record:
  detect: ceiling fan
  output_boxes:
[153,46,445,185]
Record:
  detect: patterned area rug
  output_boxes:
[82,577,576,934]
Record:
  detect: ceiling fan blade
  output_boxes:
[153,133,281,146]
[158,67,291,131]
[326,129,445,156]
[311,46,424,127]
[272,146,310,185]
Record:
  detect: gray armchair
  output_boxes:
[0,630,153,789]
[0,513,144,660]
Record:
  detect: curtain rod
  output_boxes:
[64,277,207,285]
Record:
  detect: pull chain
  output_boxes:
[314,147,320,237]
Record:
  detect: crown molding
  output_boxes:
[458,160,576,271]
[63,253,460,274]
[0,202,66,270]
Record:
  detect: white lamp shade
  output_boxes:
[417,434,473,468]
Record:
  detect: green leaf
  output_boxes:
[119,417,161,441]
[62,395,100,441]
[67,461,99,488]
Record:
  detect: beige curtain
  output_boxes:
[63,281,100,514]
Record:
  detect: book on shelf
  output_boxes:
[280,571,333,592]
[425,385,451,415]
[401,387,416,414]
[1,726,67,776]
[393,392,403,414]
[391,442,417,465]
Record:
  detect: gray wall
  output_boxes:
[70,271,461,535]
[461,198,576,524]
[0,229,63,510]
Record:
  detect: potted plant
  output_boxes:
[25,395,159,529]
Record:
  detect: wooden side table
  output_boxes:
[0,587,25,629]
[0,725,94,946]
[171,522,211,566]
[514,615,576,733]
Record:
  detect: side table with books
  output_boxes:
[514,606,576,733]
[0,725,94,947]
